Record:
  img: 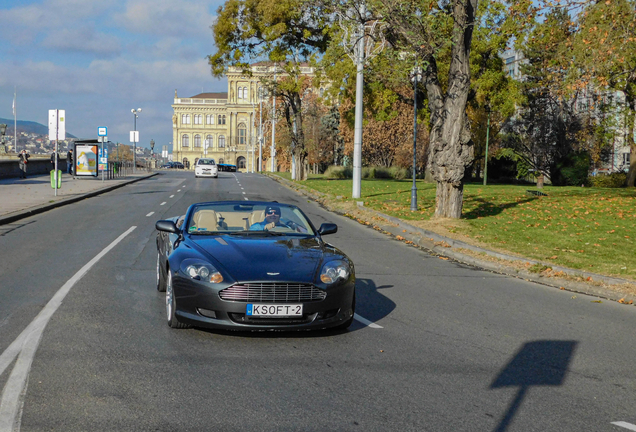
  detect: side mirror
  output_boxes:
[317,223,337,236]
[156,220,179,234]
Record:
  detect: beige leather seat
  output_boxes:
[250,210,265,226]
[192,209,219,231]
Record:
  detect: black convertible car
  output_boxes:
[155,201,355,331]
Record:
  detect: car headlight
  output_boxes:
[320,260,350,284]
[183,262,224,283]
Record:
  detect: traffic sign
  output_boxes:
[98,127,107,136]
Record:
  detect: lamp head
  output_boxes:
[0,124,6,136]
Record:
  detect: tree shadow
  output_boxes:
[490,340,578,432]
[462,197,538,220]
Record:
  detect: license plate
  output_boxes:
[246,304,303,317]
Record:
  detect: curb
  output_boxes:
[266,173,636,304]
[0,173,159,226]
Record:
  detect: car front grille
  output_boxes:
[219,283,326,303]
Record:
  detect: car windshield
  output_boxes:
[198,159,216,166]
[187,203,314,236]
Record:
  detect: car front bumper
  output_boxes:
[171,272,355,331]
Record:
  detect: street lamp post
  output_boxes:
[410,66,422,212]
[483,106,491,186]
[131,108,141,173]
[150,139,155,170]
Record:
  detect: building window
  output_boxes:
[194,115,202,125]
[238,123,247,145]
[206,135,213,149]
[182,134,189,147]
[182,114,190,124]
[207,115,214,125]
[218,135,225,148]
[194,134,201,148]
[219,158,224,164]
[237,156,246,169]
[243,87,248,101]
[222,115,226,125]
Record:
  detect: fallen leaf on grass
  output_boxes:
[548,255,558,260]
[396,235,405,241]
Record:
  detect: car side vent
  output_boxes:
[219,283,326,302]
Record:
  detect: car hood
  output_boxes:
[189,235,327,283]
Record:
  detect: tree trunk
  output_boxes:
[537,173,544,188]
[435,181,464,219]
[425,0,478,219]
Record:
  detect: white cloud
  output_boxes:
[42,27,122,56]
[115,0,216,39]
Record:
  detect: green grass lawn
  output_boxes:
[272,173,636,279]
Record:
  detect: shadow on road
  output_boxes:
[490,340,578,432]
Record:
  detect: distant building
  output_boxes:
[172,62,319,171]
[500,47,631,173]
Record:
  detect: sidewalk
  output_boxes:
[0,171,157,225]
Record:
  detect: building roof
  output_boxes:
[189,92,228,99]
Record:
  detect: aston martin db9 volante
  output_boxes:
[155,201,355,331]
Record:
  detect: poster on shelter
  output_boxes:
[75,145,98,177]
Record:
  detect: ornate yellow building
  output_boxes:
[172,63,317,172]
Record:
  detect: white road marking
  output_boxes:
[612,422,636,431]
[160,202,166,206]
[169,195,174,198]
[241,187,244,190]
[146,212,154,217]
[354,314,383,329]
[242,192,246,195]
[0,226,137,432]
[177,189,181,192]
[244,197,249,201]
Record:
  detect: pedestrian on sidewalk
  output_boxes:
[18,149,29,179]
[66,148,73,176]
[50,151,61,168]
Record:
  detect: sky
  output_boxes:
[0,0,227,151]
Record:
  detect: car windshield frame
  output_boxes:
[186,202,316,237]
[197,159,216,166]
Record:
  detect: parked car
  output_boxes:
[194,158,218,178]
[155,201,355,331]
[172,162,184,169]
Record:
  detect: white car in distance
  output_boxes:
[195,158,218,178]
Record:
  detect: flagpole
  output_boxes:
[13,87,17,154]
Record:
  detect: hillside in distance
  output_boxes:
[0,118,77,139]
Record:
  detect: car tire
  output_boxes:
[156,252,166,292]
[332,290,355,331]
[166,270,190,329]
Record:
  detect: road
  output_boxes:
[1,170,635,431]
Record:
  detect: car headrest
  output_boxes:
[193,209,218,231]
[251,209,265,225]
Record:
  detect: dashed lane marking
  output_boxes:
[612,422,636,431]
[146,212,154,217]
[160,202,166,206]
[169,195,174,198]
[354,314,383,329]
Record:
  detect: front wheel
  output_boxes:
[166,270,190,329]
[156,252,166,292]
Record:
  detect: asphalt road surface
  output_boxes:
[1,171,636,432]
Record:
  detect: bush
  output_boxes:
[551,152,591,186]
[588,172,627,188]
[323,165,352,179]
[324,165,409,180]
